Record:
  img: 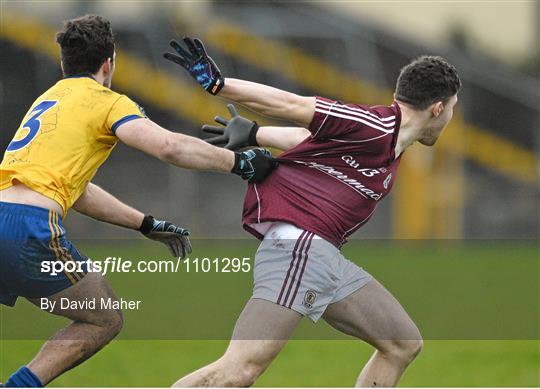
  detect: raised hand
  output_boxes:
[163,37,224,95]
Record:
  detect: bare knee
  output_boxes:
[107,309,124,338]
[100,308,124,341]
[82,305,123,343]
[379,338,423,366]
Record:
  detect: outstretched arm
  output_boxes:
[201,104,310,151]
[220,79,316,128]
[163,38,316,127]
[256,126,310,151]
[73,183,191,258]
[115,118,276,183]
[116,118,235,172]
[72,182,144,229]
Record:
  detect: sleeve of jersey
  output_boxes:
[107,95,147,135]
[307,96,359,140]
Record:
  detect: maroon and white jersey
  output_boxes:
[243,96,403,247]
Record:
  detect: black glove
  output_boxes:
[202,104,259,150]
[232,149,278,183]
[163,37,224,95]
[139,215,192,259]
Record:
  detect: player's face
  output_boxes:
[419,94,458,146]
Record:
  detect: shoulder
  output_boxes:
[328,100,397,133]
[315,97,396,125]
[309,96,401,144]
[369,103,400,122]
[91,88,145,118]
[89,83,123,102]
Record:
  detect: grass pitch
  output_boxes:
[1,240,538,386]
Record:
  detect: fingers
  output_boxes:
[183,37,199,56]
[227,104,238,117]
[166,240,178,257]
[260,148,273,157]
[183,236,193,255]
[224,142,241,151]
[214,116,228,126]
[202,125,224,135]
[180,241,186,259]
[204,135,228,145]
[179,237,191,259]
[175,238,185,259]
[171,236,191,259]
[193,38,207,56]
[169,39,193,60]
[163,52,188,68]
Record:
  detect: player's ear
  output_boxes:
[105,58,113,74]
[99,57,111,76]
[431,101,444,117]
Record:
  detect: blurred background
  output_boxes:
[0,0,538,240]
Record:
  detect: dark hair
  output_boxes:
[56,15,115,76]
[395,55,461,109]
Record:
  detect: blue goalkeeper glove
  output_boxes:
[232,149,278,183]
[163,37,224,95]
[139,215,192,259]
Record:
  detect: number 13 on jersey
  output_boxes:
[6,100,58,152]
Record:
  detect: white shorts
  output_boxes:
[252,222,372,322]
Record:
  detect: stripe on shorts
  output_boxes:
[277,231,315,308]
[277,231,308,306]
[288,232,314,309]
[48,211,84,283]
[48,211,76,284]
[54,213,85,281]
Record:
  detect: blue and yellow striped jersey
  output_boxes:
[0,76,145,213]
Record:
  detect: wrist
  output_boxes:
[219,78,230,97]
[209,76,225,95]
[139,215,155,234]
[248,122,260,146]
[231,152,241,174]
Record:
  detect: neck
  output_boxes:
[93,72,106,86]
[394,102,428,157]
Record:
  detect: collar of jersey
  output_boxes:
[63,74,96,81]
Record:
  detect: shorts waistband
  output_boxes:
[0,201,62,222]
[264,222,323,241]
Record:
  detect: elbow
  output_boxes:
[159,134,180,163]
[72,190,90,214]
[159,133,193,165]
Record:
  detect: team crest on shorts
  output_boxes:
[303,290,317,309]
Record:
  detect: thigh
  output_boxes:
[27,270,121,326]
[224,298,302,368]
[253,234,340,322]
[322,278,421,346]
[1,209,88,303]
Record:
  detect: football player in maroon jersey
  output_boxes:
[165,38,461,387]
